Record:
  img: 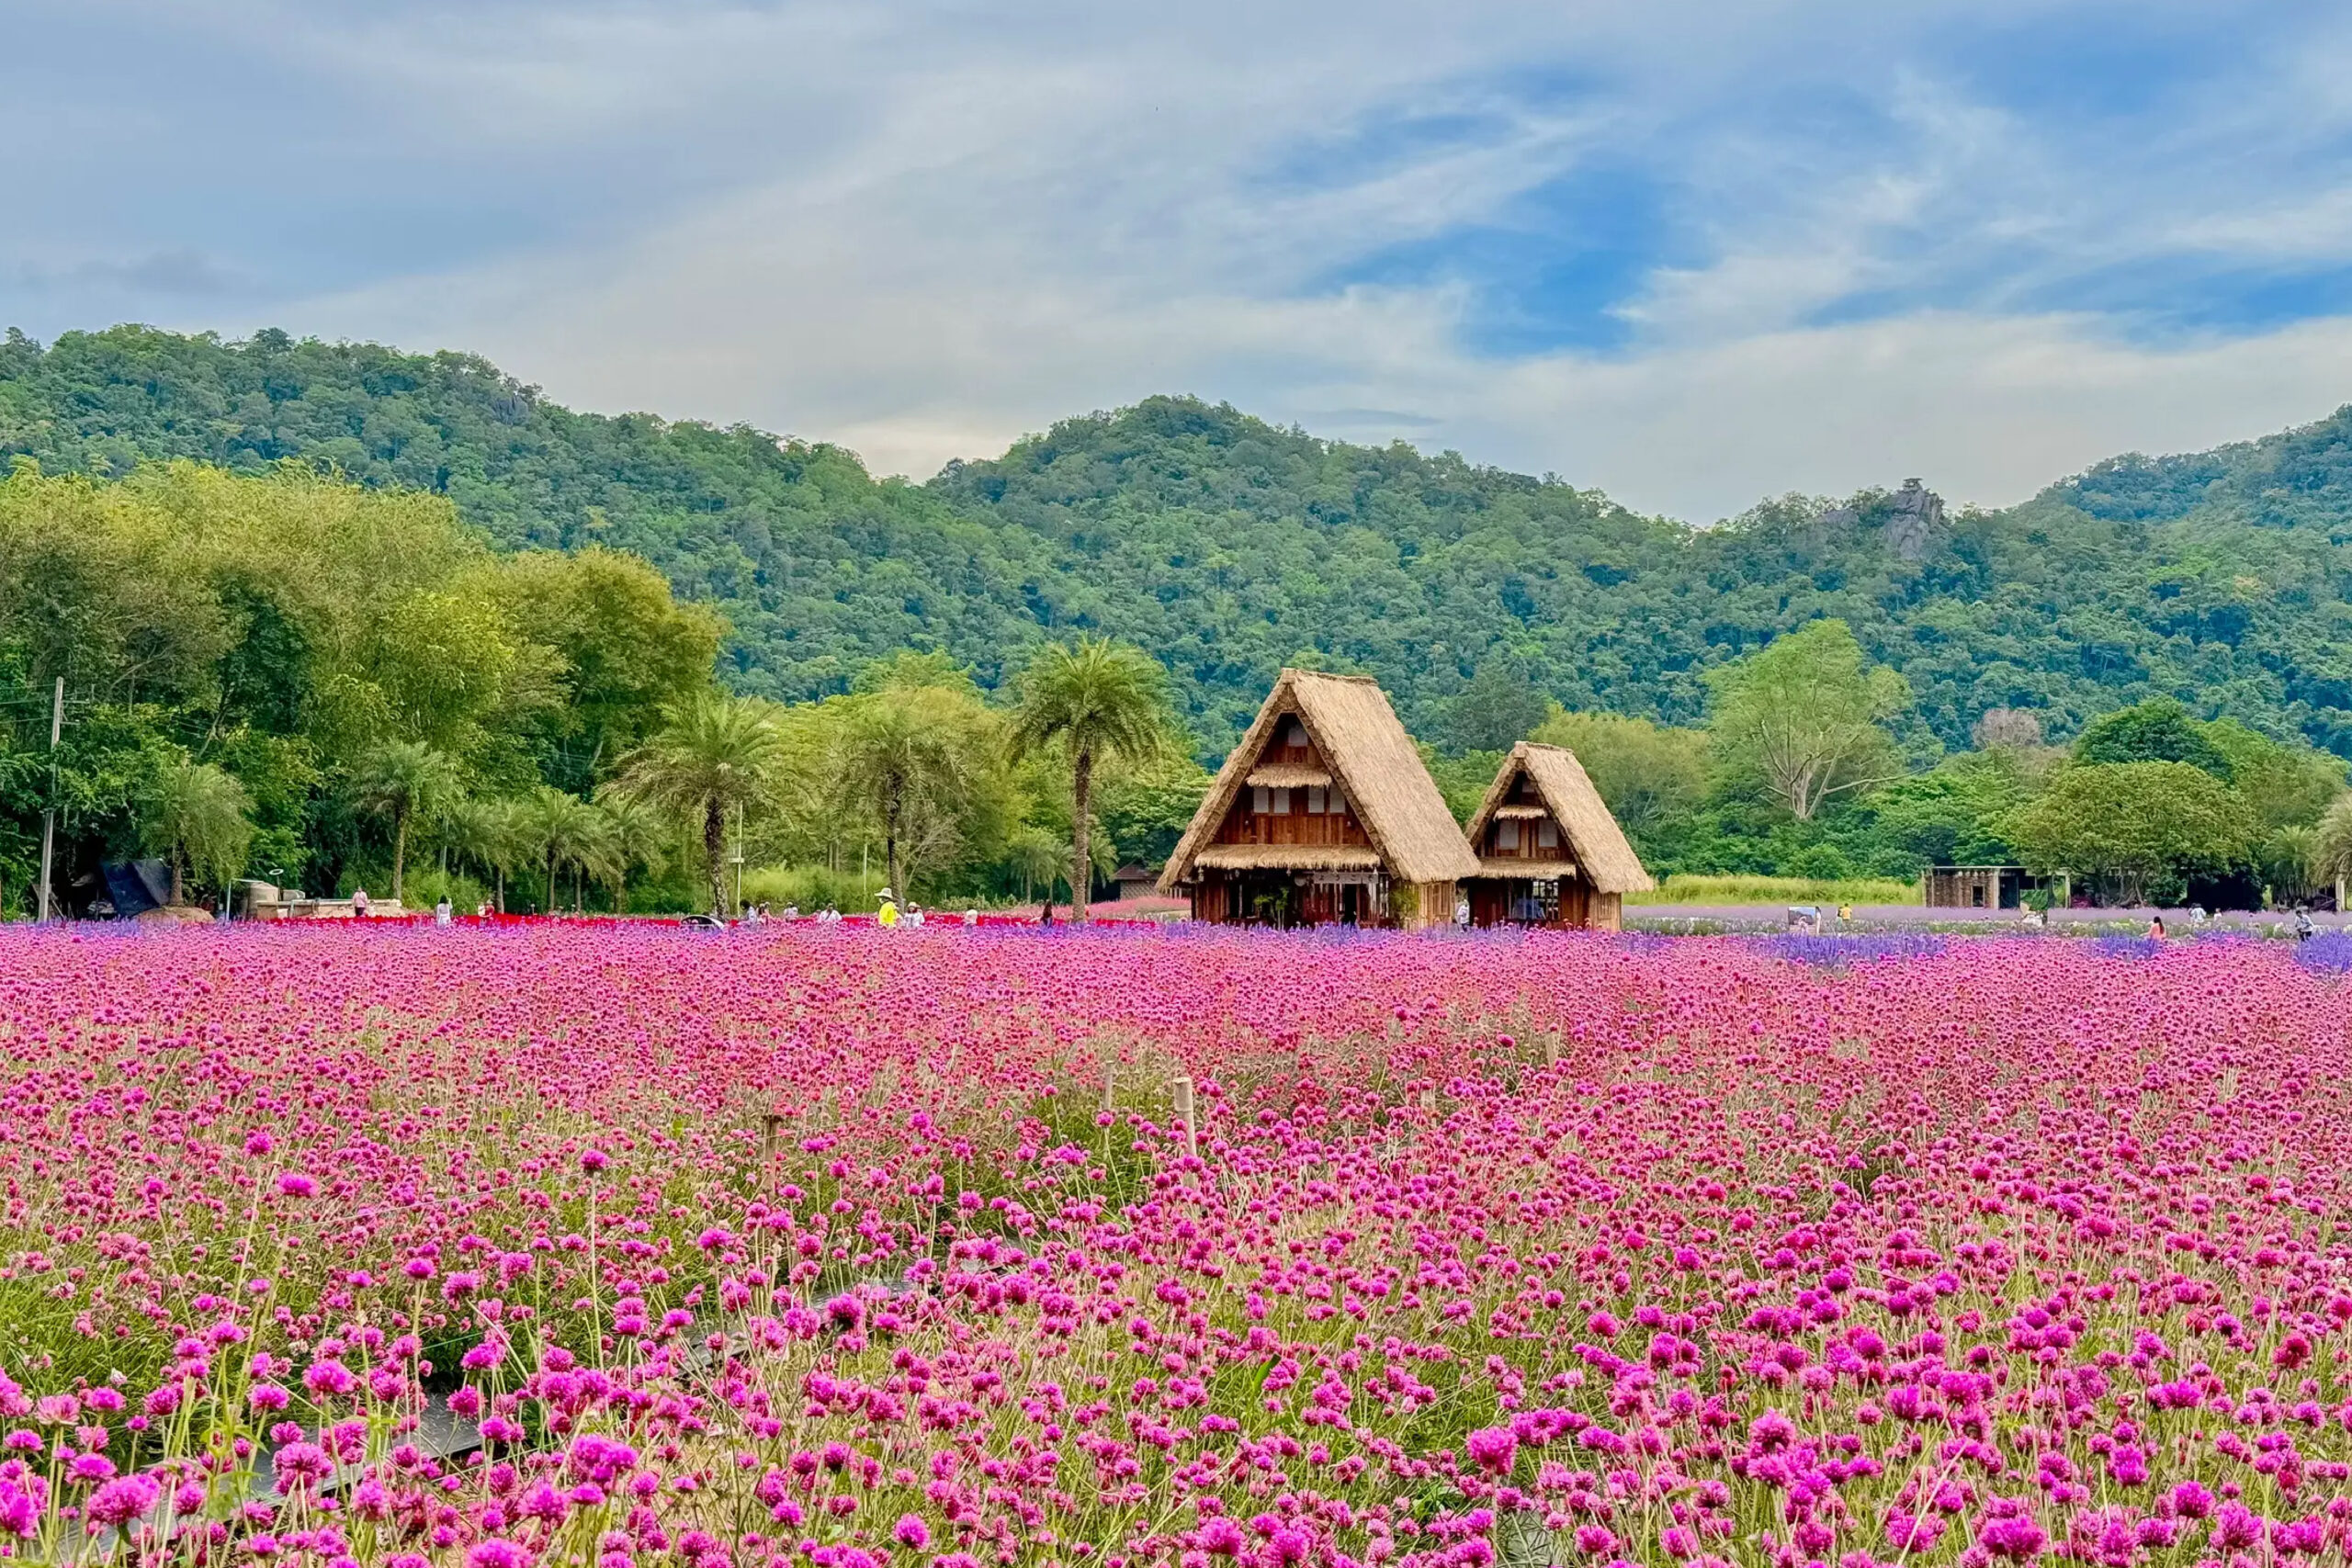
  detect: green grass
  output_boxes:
[1633,873,1919,906]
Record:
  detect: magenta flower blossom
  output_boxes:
[85,1472,161,1529]
[273,1442,334,1495]
[3,925,2351,1567]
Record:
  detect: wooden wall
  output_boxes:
[1212,720,1373,848]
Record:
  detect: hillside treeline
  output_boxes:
[11,325,2352,758]
[0,463,1204,916]
[8,459,2352,915]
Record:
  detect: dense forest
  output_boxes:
[10,322,2352,912]
[0,461,1213,917]
[11,325,2352,759]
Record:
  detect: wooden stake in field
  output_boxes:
[1170,1076,1199,1160]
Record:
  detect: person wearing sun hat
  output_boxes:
[876,886,899,929]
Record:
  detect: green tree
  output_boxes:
[1094,757,1213,874]
[1530,707,1710,838]
[590,784,671,912]
[834,685,985,902]
[445,796,526,913]
[497,547,727,792]
[2256,824,2322,907]
[350,739,461,905]
[1443,660,1549,753]
[521,786,602,914]
[616,691,787,915]
[2006,761,2255,906]
[139,758,254,906]
[2313,794,2352,910]
[1002,825,1069,906]
[1705,619,1911,821]
[2072,698,2233,776]
[1007,637,1172,922]
[2203,718,2345,830]
[1860,750,2039,870]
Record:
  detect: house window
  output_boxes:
[1329,788,1347,817]
[1271,788,1291,816]
[1306,785,1326,814]
[1251,785,1271,815]
[1497,819,1520,850]
[1536,820,1557,848]
[1285,720,1308,748]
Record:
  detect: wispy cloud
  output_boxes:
[8,0,2352,518]
[13,250,245,297]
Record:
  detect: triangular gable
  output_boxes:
[1464,742,1653,894]
[1159,670,1478,892]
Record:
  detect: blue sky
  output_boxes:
[10,0,2352,519]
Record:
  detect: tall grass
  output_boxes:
[1634,871,1919,905]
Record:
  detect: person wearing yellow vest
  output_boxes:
[876,887,899,929]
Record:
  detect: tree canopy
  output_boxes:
[1703,619,1910,821]
[2007,761,2257,906]
[16,326,2352,761]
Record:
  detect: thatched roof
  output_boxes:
[1464,742,1653,895]
[1244,764,1334,788]
[1194,845,1384,871]
[1160,670,1480,893]
[1475,856,1581,879]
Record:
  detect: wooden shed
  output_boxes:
[1158,670,1477,928]
[1462,742,1653,931]
[1926,865,2040,909]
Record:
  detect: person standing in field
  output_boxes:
[352,887,370,919]
[2147,914,2165,941]
[877,888,899,929]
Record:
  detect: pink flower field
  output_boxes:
[1,925,2348,1568]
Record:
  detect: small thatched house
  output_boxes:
[1159,670,1478,928]
[1462,742,1652,931]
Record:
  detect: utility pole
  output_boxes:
[731,800,745,918]
[36,677,62,923]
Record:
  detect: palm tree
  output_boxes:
[140,759,254,907]
[616,692,787,915]
[1005,824,1068,907]
[1008,637,1170,923]
[351,740,460,905]
[2313,794,2352,912]
[591,785,670,913]
[522,786,603,914]
[2259,824,2320,908]
[834,686,976,900]
[446,797,526,912]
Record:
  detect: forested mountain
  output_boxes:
[9,322,2352,758]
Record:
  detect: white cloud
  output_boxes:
[29,0,2352,525]
[1452,311,2352,520]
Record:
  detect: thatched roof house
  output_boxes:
[1159,670,1476,927]
[1462,742,1652,931]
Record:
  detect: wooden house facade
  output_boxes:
[1159,670,1477,928]
[1462,742,1653,931]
